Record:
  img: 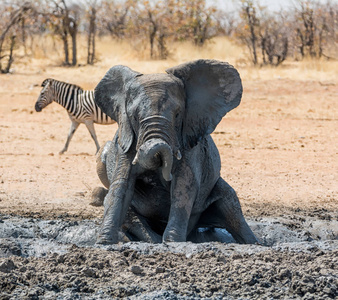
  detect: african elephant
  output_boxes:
[93,59,258,244]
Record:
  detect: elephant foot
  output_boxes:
[96,232,120,245]
[96,235,115,245]
[163,229,186,243]
[96,224,121,244]
[97,232,131,244]
[230,224,260,245]
[90,187,108,207]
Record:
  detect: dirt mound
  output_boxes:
[0,214,337,299]
[0,241,337,299]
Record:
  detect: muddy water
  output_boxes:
[0,214,337,299]
[0,215,337,257]
[0,216,98,258]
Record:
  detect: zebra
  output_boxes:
[35,78,115,154]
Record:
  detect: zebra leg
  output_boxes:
[60,120,80,154]
[84,120,100,153]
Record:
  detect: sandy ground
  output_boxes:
[0,59,337,299]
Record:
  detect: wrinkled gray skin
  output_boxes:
[94,59,258,245]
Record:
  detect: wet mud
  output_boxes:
[0,213,337,299]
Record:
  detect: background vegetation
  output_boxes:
[0,0,337,73]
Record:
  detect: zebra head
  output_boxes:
[35,78,54,112]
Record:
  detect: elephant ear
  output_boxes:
[95,65,141,153]
[166,59,242,149]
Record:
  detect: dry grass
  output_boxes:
[7,36,338,88]
[11,34,338,84]
[239,59,338,82]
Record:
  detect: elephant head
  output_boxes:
[95,59,242,182]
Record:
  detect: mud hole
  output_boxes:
[0,214,337,299]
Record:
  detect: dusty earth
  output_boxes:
[0,59,337,299]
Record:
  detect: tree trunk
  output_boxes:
[245,6,258,65]
[61,17,70,65]
[87,7,96,65]
[249,24,257,64]
[157,32,168,59]
[297,28,305,58]
[278,37,288,66]
[0,3,31,70]
[149,28,156,58]
[148,11,157,59]
[71,29,77,66]
[62,33,69,65]
[260,35,266,64]
[21,18,27,55]
[2,35,16,74]
[68,18,78,66]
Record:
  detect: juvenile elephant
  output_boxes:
[94,59,258,244]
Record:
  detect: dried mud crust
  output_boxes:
[0,244,337,299]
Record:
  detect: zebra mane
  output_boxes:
[41,78,51,87]
[41,78,84,91]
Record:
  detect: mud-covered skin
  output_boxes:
[94,59,258,244]
[90,187,108,207]
[95,137,221,242]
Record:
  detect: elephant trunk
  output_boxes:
[133,138,173,181]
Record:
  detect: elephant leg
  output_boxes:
[97,151,135,245]
[122,208,162,243]
[90,186,161,242]
[84,120,100,153]
[198,178,258,244]
[163,166,197,243]
[60,119,80,154]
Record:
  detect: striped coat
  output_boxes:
[35,78,115,154]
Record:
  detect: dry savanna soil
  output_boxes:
[0,53,337,299]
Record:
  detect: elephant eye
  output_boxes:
[175,113,179,119]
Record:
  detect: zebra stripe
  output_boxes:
[35,78,115,125]
[35,78,116,154]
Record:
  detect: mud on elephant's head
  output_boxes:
[94,59,242,181]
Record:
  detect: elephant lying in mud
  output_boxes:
[92,59,258,245]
